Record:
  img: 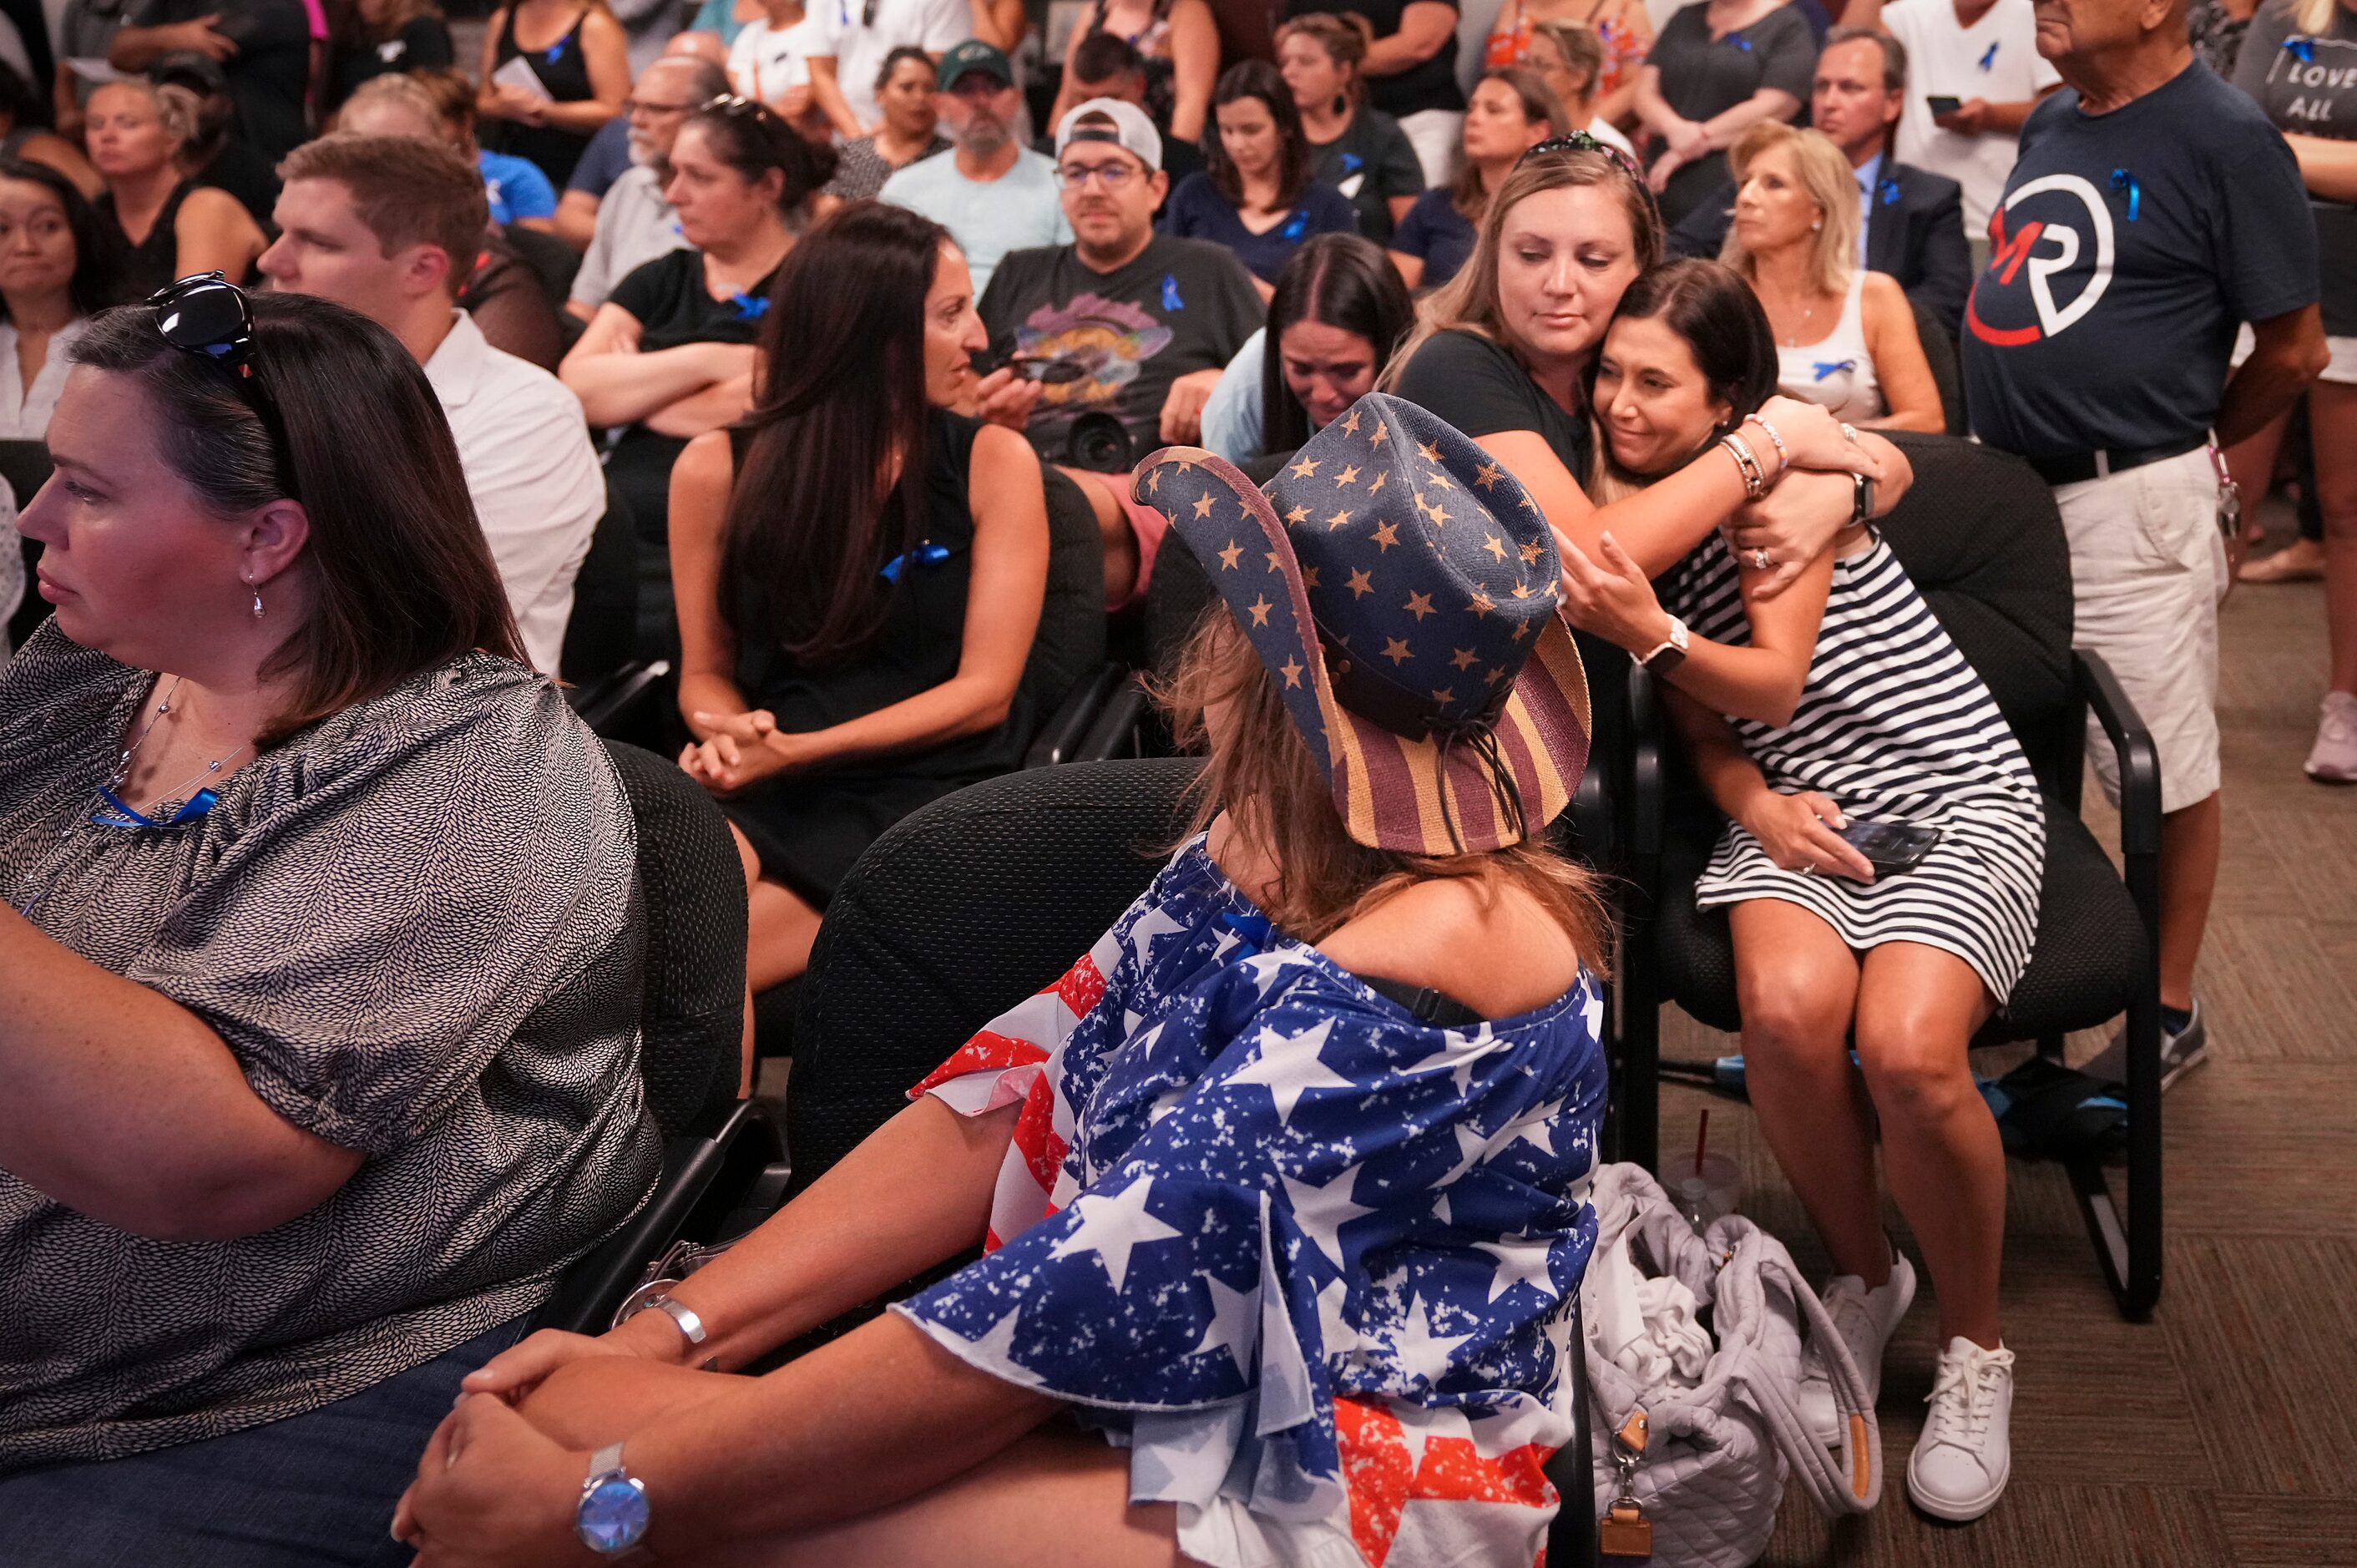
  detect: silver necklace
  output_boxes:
[102,677,250,822]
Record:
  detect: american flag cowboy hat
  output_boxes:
[1133,392,1591,855]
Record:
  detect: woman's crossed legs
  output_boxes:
[1728,898,2003,1348]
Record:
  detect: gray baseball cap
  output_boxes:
[1053,96,1162,173]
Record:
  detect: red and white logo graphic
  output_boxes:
[1965,173,2116,346]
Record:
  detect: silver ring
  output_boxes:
[1799,862,1819,877]
[1839,422,1859,444]
[1750,548,1771,570]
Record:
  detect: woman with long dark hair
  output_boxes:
[1559,259,2040,1520]
[0,283,655,1556]
[1159,58,1358,296]
[1201,230,1414,460]
[668,202,1049,992]
[0,158,106,439]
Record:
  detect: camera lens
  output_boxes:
[1065,413,1133,474]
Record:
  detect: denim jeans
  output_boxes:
[0,1317,529,1567]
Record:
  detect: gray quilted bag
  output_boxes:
[1583,1164,1882,1566]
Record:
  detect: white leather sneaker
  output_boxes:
[1798,1249,1916,1444]
[1907,1337,2016,1521]
[2307,692,2357,785]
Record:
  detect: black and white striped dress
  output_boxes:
[1662,533,2046,1002]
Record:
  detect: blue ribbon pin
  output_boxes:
[1978,41,1999,69]
[2109,168,2140,221]
[879,541,953,583]
[2288,36,2316,61]
[1161,273,1185,311]
[1813,358,1857,382]
[1281,210,1309,241]
[544,36,568,62]
[731,291,769,321]
[1342,151,1364,174]
[1879,176,1901,206]
[1728,33,1753,51]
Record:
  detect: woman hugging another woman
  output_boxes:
[1560,256,2044,1524]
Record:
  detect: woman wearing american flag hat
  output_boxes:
[397,395,1621,1568]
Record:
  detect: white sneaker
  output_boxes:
[1797,1249,1916,1444]
[1907,1337,2016,1521]
[2307,692,2357,785]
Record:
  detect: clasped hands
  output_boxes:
[680,708,811,794]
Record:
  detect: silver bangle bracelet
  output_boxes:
[1720,432,1765,500]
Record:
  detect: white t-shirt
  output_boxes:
[727,7,841,108]
[828,0,967,130]
[1881,0,2060,235]
[423,312,605,675]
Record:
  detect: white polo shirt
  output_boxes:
[728,7,841,106]
[828,0,967,129]
[1881,0,2060,235]
[423,311,605,675]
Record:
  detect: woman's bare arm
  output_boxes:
[669,430,754,739]
[1858,271,1944,432]
[559,304,754,425]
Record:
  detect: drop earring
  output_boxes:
[244,572,263,620]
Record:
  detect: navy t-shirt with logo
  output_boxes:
[1960,59,2318,459]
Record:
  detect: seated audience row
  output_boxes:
[1389,66,1565,291]
[568,49,732,317]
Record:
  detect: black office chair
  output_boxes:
[2,438,51,651]
[1621,432,2165,1318]
[534,739,787,1331]
[561,475,675,744]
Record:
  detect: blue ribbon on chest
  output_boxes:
[879,540,953,583]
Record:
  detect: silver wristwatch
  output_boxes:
[1638,615,1690,675]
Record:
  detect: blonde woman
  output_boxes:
[1525,19,1634,156]
[1722,121,1943,432]
[82,79,266,301]
[1486,0,1651,129]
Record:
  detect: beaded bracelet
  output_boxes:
[1720,430,1766,500]
[1743,412,1788,468]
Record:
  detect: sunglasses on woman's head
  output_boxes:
[147,271,301,501]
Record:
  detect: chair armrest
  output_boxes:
[1627,662,1665,862]
[1075,673,1153,764]
[2073,650,2162,859]
[533,1099,781,1334]
[1024,663,1129,767]
[568,658,674,737]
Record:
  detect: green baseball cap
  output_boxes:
[937,39,1014,90]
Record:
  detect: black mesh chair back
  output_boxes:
[787,756,1201,1191]
[1024,466,1111,721]
[1143,528,1219,683]
[1910,299,1967,438]
[600,739,748,1138]
[561,476,639,688]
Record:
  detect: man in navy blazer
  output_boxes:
[1668,28,1971,335]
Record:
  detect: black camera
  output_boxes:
[1064,412,1135,474]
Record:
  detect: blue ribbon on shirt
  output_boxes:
[1813,358,1857,382]
[1281,210,1309,241]
[544,36,568,62]
[731,291,770,320]
[879,540,953,583]
[2287,36,2316,61]
[1162,273,1185,311]
[1217,909,1275,956]
[91,786,220,829]
[1978,41,1999,69]
[1879,176,1901,206]
[1341,151,1364,174]
[2109,168,2141,221]
[1727,33,1753,50]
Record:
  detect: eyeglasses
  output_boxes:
[147,271,300,501]
[1057,161,1141,190]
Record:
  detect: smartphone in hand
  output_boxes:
[1926,95,1964,116]
[1835,818,1942,878]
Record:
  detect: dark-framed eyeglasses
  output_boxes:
[147,271,301,502]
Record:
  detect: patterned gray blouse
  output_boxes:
[0,625,662,1470]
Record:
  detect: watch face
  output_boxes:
[578,1475,650,1555]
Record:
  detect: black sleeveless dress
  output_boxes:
[91,181,193,305]
[486,6,597,186]
[719,411,1038,906]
